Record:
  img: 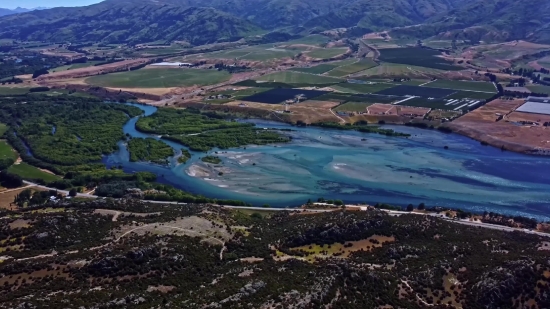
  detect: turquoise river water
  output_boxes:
[102,103,550,221]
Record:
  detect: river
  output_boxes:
[103,103,550,221]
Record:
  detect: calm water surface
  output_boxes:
[103,103,550,220]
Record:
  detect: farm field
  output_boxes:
[355,63,442,78]
[333,102,374,112]
[331,82,395,94]
[290,64,339,74]
[527,85,550,95]
[8,163,60,182]
[135,47,186,55]
[316,93,399,104]
[327,59,379,77]
[0,123,8,136]
[280,35,330,46]
[241,88,329,104]
[426,80,496,92]
[379,48,462,71]
[85,68,231,88]
[0,87,31,95]
[0,141,16,161]
[254,71,341,85]
[306,48,348,59]
[194,46,299,61]
[446,91,495,100]
[398,96,483,111]
[376,85,456,98]
[50,61,101,72]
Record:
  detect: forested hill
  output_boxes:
[0,1,262,46]
[0,0,548,45]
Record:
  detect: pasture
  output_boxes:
[241,88,329,104]
[397,96,484,112]
[85,68,231,88]
[254,71,341,85]
[527,85,550,95]
[195,46,299,61]
[306,48,348,59]
[0,87,31,95]
[0,123,8,136]
[0,141,16,161]
[331,82,395,94]
[50,61,101,73]
[379,48,462,71]
[333,102,374,112]
[281,35,330,46]
[355,63,442,78]
[291,64,339,74]
[327,59,379,77]
[375,85,457,98]
[426,80,496,92]
[8,163,60,182]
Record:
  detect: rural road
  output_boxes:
[22,181,550,238]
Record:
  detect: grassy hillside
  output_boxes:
[0,0,548,45]
[0,2,261,45]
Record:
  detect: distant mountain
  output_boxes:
[0,1,261,45]
[0,0,548,45]
[0,7,50,16]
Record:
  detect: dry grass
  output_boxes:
[0,187,45,210]
[285,235,395,262]
[449,99,550,153]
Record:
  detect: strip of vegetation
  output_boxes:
[310,122,411,137]
[178,149,191,164]
[136,108,249,135]
[201,156,222,164]
[165,127,290,152]
[137,108,290,152]
[127,138,174,164]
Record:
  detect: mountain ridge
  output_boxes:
[0,0,548,45]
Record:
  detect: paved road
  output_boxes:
[23,181,549,237]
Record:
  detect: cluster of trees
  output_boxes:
[178,149,191,164]
[0,98,142,165]
[136,108,248,135]
[0,55,63,80]
[127,138,174,164]
[168,127,290,152]
[0,76,23,85]
[213,63,250,73]
[201,156,221,164]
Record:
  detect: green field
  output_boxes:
[255,71,341,85]
[327,59,379,77]
[196,46,299,62]
[50,61,101,72]
[331,83,395,94]
[446,91,495,100]
[0,123,8,136]
[306,48,348,59]
[527,85,550,94]
[333,102,374,112]
[8,163,60,182]
[0,141,16,161]
[280,35,330,46]
[379,48,462,71]
[316,93,398,104]
[355,63,442,78]
[86,68,231,88]
[290,64,339,74]
[0,87,31,95]
[426,80,496,92]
